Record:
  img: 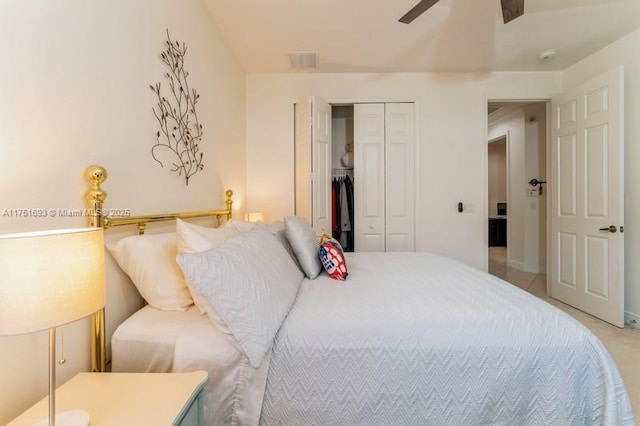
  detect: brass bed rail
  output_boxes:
[84,165,233,372]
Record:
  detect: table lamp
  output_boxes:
[0,228,105,426]
[244,212,264,222]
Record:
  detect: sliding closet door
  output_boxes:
[354,103,386,251]
[385,103,415,251]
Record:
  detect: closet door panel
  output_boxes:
[385,103,416,251]
[312,97,332,234]
[294,98,312,222]
[294,96,331,234]
[354,103,385,252]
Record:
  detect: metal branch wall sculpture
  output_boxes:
[150,29,204,185]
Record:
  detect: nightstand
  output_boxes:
[9,371,208,426]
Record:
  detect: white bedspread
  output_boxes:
[260,252,634,425]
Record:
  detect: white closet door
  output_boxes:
[354,103,386,251]
[294,96,331,235]
[312,97,332,235]
[294,98,312,222]
[385,103,415,251]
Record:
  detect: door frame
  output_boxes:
[484,98,552,295]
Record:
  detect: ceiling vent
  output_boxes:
[289,52,318,69]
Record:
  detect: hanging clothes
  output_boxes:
[340,178,351,249]
[331,183,337,234]
[332,179,342,240]
[344,175,354,250]
[331,171,354,251]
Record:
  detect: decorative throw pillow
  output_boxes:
[176,219,240,314]
[319,234,349,281]
[284,216,322,279]
[177,224,304,368]
[108,233,193,311]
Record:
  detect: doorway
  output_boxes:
[487,101,548,280]
[487,135,508,272]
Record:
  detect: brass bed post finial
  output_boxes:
[84,165,108,373]
[225,190,233,219]
[85,165,108,228]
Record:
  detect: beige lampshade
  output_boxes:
[0,227,105,335]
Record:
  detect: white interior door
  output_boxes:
[550,66,624,327]
[294,98,312,222]
[354,103,386,252]
[312,97,331,235]
[294,97,331,234]
[385,103,416,251]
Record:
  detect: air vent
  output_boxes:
[289,52,318,69]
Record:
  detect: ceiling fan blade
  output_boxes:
[501,0,524,24]
[399,0,441,24]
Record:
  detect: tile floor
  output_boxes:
[488,247,640,419]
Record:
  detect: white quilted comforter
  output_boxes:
[259,252,634,425]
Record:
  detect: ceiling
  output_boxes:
[203,0,640,73]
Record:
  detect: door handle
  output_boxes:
[599,225,617,233]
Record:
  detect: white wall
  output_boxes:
[523,104,547,274]
[562,28,640,323]
[246,72,561,269]
[0,0,246,422]
[331,106,354,170]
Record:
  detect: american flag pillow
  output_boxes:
[318,234,349,281]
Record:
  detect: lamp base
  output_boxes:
[35,410,90,426]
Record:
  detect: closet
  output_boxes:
[294,98,415,252]
[331,106,355,251]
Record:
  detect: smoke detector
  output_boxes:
[538,49,557,62]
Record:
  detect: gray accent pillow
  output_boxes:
[177,224,303,368]
[284,216,322,279]
[267,220,301,270]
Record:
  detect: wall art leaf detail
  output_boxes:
[150,29,204,186]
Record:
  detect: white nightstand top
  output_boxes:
[9,371,208,426]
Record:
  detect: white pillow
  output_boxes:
[108,233,193,311]
[224,218,300,268]
[224,219,256,234]
[176,218,239,253]
[265,220,300,269]
[176,219,240,314]
[177,224,303,368]
[284,216,322,279]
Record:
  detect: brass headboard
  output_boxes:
[84,165,233,372]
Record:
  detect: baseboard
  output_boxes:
[522,263,546,274]
[507,259,525,271]
[624,311,640,329]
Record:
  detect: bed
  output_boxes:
[85,165,634,426]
